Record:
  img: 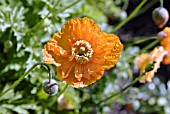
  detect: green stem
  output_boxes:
[112,0,148,32]
[97,73,144,105]
[127,39,159,64]
[28,0,80,33]
[48,84,68,107]
[160,0,163,7]
[27,0,60,32]
[135,0,159,17]
[125,36,157,47]
[57,84,68,98]
[0,62,52,98]
[140,39,159,53]
[58,0,80,13]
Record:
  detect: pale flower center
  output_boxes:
[72,40,94,64]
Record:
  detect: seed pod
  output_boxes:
[43,79,58,96]
[145,61,156,73]
[152,7,169,28]
[157,31,167,40]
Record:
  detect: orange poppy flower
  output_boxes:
[159,27,170,64]
[134,46,167,83]
[42,17,123,88]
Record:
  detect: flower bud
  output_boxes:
[145,61,156,73]
[152,7,169,28]
[43,79,58,96]
[157,31,167,40]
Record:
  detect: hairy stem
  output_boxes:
[113,0,148,32]
[160,0,163,7]
[97,72,144,105]
[0,62,52,98]
[48,84,68,107]
[28,0,60,32]
[125,36,157,48]
[140,39,159,53]
[28,0,80,33]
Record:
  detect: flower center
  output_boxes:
[72,40,94,64]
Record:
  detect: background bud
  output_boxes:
[157,31,167,40]
[145,61,156,73]
[152,7,169,28]
[43,79,58,96]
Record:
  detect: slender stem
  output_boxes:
[58,0,80,13]
[57,84,68,98]
[48,84,68,107]
[140,39,159,53]
[28,0,80,33]
[97,73,144,105]
[0,62,52,98]
[135,0,159,17]
[112,0,147,32]
[159,0,163,7]
[122,0,129,11]
[125,36,157,47]
[28,0,60,32]
[127,39,159,64]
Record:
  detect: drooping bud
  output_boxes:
[152,7,169,28]
[145,61,156,73]
[43,79,58,96]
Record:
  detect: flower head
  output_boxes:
[42,17,123,88]
[134,46,167,83]
[43,79,58,96]
[152,7,169,28]
[159,27,170,64]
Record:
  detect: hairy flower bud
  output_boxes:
[145,61,156,73]
[157,31,167,40]
[43,79,58,96]
[152,7,169,28]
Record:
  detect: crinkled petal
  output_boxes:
[136,46,167,83]
[160,27,170,64]
[139,71,154,83]
[53,32,71,51]
[93,33,123,70]
[74,64,83,81]
[61,17,101,44]
[149,46,167,71]
[134,53,150,73]
[57,61,104,88]
[42,38,70,67]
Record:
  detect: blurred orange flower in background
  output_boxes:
[134,46,167,83]
[42,17,123,88]
[159,27,170,64]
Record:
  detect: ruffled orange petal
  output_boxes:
[160,27,170,64]
[61,17,101,44]
[149,46,167,72]
[57,61,104,88]
[93,33,123,70]
[74,62,104,88]
[135,46,167,83]
[74,64,83,81]
[134,53,150,74]
[139,71,154,83]
[53,32,71,51]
